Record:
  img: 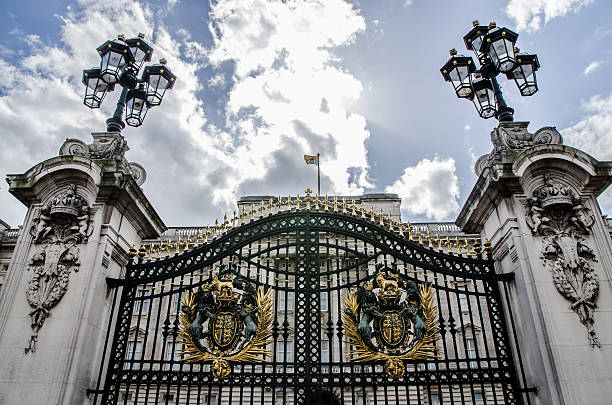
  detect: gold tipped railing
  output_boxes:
[131,188,487,262]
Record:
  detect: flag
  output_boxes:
[304,154,319,165]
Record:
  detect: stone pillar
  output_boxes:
[457,122,612,405]
[0,133,165,405]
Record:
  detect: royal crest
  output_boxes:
[342,268,440,379]
[179,265,273,378]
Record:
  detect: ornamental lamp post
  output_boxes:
[82,33,176,132]
[441,21,540,122]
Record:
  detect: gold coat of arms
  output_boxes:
[179,265,273,378]
[342,269,440,379]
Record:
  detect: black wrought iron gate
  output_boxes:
[92,201,527,405]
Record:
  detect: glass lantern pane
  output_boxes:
[130,47,145,65]
[472,36,483,54]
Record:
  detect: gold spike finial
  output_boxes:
[129,244,137,258]
[484,238,492,252]
[472,20,479,27]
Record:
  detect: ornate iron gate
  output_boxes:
[92,197,527,405]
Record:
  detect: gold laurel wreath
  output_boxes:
[342,284,440,366]
[179,287,273,376]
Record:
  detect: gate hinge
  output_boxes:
[518,386,538,394]
[86,388,105,396]
[106,277,123,288]
[495,272,515,282]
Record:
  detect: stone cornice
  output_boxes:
[457,133,612,234]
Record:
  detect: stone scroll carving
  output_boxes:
[59,133,146,186]
[25,185,91,353]
[525,175,600,347]
[475,122,563,176]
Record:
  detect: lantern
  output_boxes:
[141,59,176,106]
[82,68,114,108]
[440,50,476,99]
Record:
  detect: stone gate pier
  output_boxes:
[0,133,165,405]
[457,122,612,405]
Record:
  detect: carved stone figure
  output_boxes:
[25,185,91,353]
[525,175,600,347]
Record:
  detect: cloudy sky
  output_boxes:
[1,0,611,228]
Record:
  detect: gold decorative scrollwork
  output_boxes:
[342,273,440,379]
[179,271,273,378]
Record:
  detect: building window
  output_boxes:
[277,341,293,362]
[466,338,478,368]
[125,341,142,370]
[170,292,182,315]
[459,294,469,312]
[279,291,293,311]
[164,342,183,370]
[163,393,174,402]
[473,392,484,402]
[321,340,329,363]
[121,392,133,401]
[205,394,217,404]
[320,291,328,312]
[134,290,150,315]
[429,393,440,404]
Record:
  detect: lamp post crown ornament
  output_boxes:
[81,33,177,133]
[441,19,540,122]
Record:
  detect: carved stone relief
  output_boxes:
[25,185,91,353]
[59,132,146,186]
[525,175,600,347]
[475,122,563,176]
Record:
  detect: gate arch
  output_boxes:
[92,198,525,405]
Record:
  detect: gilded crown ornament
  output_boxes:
[342,268,440,379]
[179,265,273,378]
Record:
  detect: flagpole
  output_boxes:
[316,153,320,196]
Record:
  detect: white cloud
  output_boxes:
[505,0,594,31]
[385,157,460,221]
[583,61,602,75]
[562,93,612,160]
[207,0,372,200]
[208,73,226,88]
[0,0,373,227]
[561,93,612,214]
